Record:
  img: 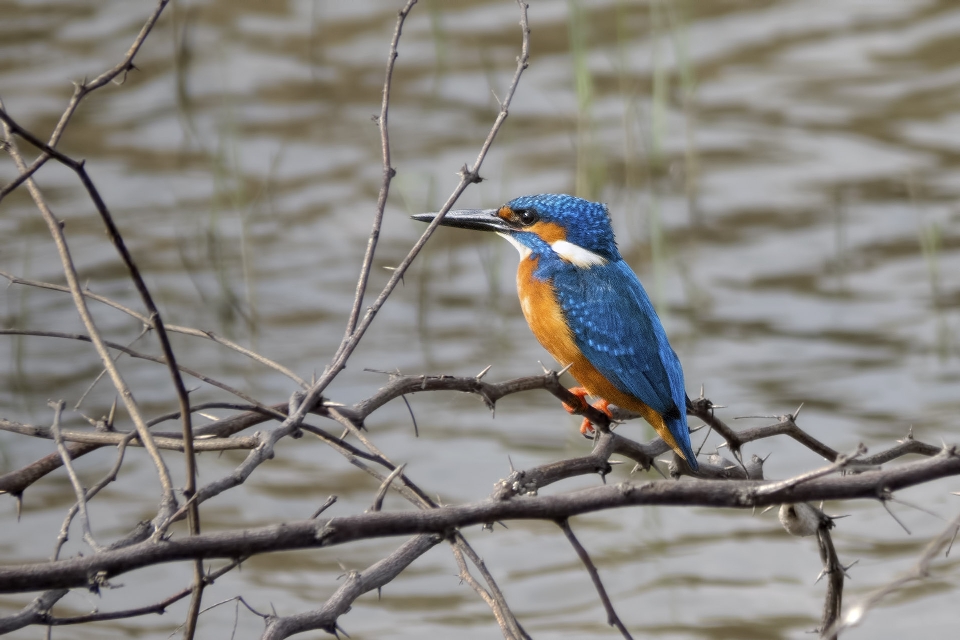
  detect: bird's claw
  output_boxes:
[562,386,591,413]
[564,391,612,436]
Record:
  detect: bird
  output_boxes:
[413,194,698,471]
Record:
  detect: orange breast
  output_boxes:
[516,258,682,455]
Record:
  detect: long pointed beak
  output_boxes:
[411,208,512,233]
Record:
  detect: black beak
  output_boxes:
[411,208,512,233]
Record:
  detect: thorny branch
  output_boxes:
[1,448,959,593]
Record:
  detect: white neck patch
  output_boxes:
[550,240,607,268]
[497,232,532,259]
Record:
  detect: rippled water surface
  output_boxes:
[2,0,960,638]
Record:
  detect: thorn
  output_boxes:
[608,460,625,465]
[760,505,776,515]
[311,495,338,519]
[537,360,550,374]
[557,362,574,376]
[400,395,418,438]
[106,398,117,431]
[880,497,911,534]
[793,402,805,419]
[476,364,493,380]
[507,455,515,473]
[699,383,704,398]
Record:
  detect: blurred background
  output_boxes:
[1,0,959,637]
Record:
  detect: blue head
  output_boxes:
[412,194,622,266]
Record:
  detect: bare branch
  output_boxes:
[261,535,442,640]
[1,418,259,451]
[3,449,958,594]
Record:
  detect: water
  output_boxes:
[1,0,959,637]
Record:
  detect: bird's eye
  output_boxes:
[516,209,538,226]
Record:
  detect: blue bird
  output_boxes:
[414,194,698,471]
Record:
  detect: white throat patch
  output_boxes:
[550,240,607,268]
[497,232,532,259]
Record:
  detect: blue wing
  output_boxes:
[551,260,696,463]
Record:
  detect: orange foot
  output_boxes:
[562,387,613,436]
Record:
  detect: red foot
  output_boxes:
[579,399,612,436]
[562,386,590,414]
[562,387,613,436]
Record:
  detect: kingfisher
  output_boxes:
[413,194,698,471]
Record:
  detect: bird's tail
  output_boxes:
[665,412,699,472]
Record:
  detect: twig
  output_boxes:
[261,534,442,640]
[0,0,171,204]
[0,329,284,418]
[340,0,418,340]
[311,496,338,519]
[0,419,259,451]
[449,543,528,640]
[54,433,136,560]
[557,519,633,639]
[753,445,867,497]
[817,522,843,640]
[37,557,246,627]
[47,401,102,553]
[452,534,530,640]
[0,270,307,387]
[826,510,960,636]
[370,464,407,512]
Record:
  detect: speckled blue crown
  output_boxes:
[506,194,620,261]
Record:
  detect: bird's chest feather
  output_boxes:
[515,258,654,415]
[516,256,581,367]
